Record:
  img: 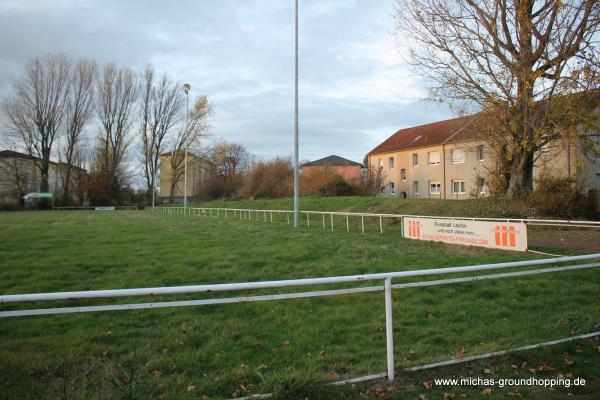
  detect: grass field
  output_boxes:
[1,210,599,399]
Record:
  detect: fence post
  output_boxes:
[307,213,310,228]
[322,214,326,229]
[287,212,290,224]
[385,277,395,382]
[270,211,273,223]
[380,216,383,234]
[346,214,349,232]
[361,215,365,234]
[330,213,334,231]
[264,211,267,222]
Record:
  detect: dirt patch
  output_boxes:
[528,228,600,253]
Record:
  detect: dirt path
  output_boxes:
[528,228,600,253]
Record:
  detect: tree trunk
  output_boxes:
[506,149,534,199]
[63,166,72,205]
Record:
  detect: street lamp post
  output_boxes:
[293,0,300,228]
[183,83,191,214]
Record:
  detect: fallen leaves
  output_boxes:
[443,393,455,400]
[481,388,492,396]
[564,358,575,366]
[535,362,556,372]
[151,369,161,378]
[507,390,522,398]
[319,351,326,357]
[483,368,493,374]
[187,384,195,392]
[454,346,465,358]
[422,381,433,390]
[257,364,269,370]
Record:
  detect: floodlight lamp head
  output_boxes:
[183,83,191,94]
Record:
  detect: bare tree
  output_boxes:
[61,58,97,204]
[207,140,251,177]
[394,0,600,197]
[138,66,184,203]
[1,53,71,197]
[95,64,138,203]
[168,96,214,202]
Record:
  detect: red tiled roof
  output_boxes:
[367,115,478,155]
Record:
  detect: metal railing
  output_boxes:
[149,206,600,235]
[54,205,138,211]
[2,254,599,387]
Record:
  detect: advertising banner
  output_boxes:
[403,217,527,252]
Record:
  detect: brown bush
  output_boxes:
[238,157,293,198]
[300,165,358,196]
[528,175,593,218]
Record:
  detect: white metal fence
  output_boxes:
[54,205,138,211]
[2,254,599,390]
[149,206,600,235]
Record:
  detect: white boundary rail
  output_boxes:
[54,206,138,211]
[148,206,600,235]
[2,254,599,389]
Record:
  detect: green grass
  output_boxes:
[192,195,535,218]
[0,210,599,399]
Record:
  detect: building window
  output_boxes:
[429,181,441,194]
[390,182,395,194]
[379,158,383,170]
[400,168,406,181]
[380,185,384,194]
[541,142,550,154]
[412,153,418,167]
[477,145,485,161]
[388,157,394,169]
[413,181,419,195]
[452,148,465,164]
[452,180,466,194]
[478,178,486,194]
[428,151,440,165]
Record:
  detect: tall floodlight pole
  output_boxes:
[183,83,191,214]
[293,0,300,228]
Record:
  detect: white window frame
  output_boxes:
[412,153,418,167]
[452,148,465,164]
[452,180,466,194]
[428,151,441,165]
[429,181,441,195]
[378,158,383,170]
[388,157,394,170]
[400,168,406,181]
[389,182,395,194]
[476,145,485,161]
[413,181,420,196]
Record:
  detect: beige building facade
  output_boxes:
[367,117,600,199]
[0,150,84,206]
[159,150,204,202]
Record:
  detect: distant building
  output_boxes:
[300,155,364,184]
[0,150,86,206]
[367,115,600,199]
[159,150,205,203]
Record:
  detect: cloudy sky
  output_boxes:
[0,0,453,169]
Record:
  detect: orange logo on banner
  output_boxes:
[494,225,516,248]
[408,220,421,238]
